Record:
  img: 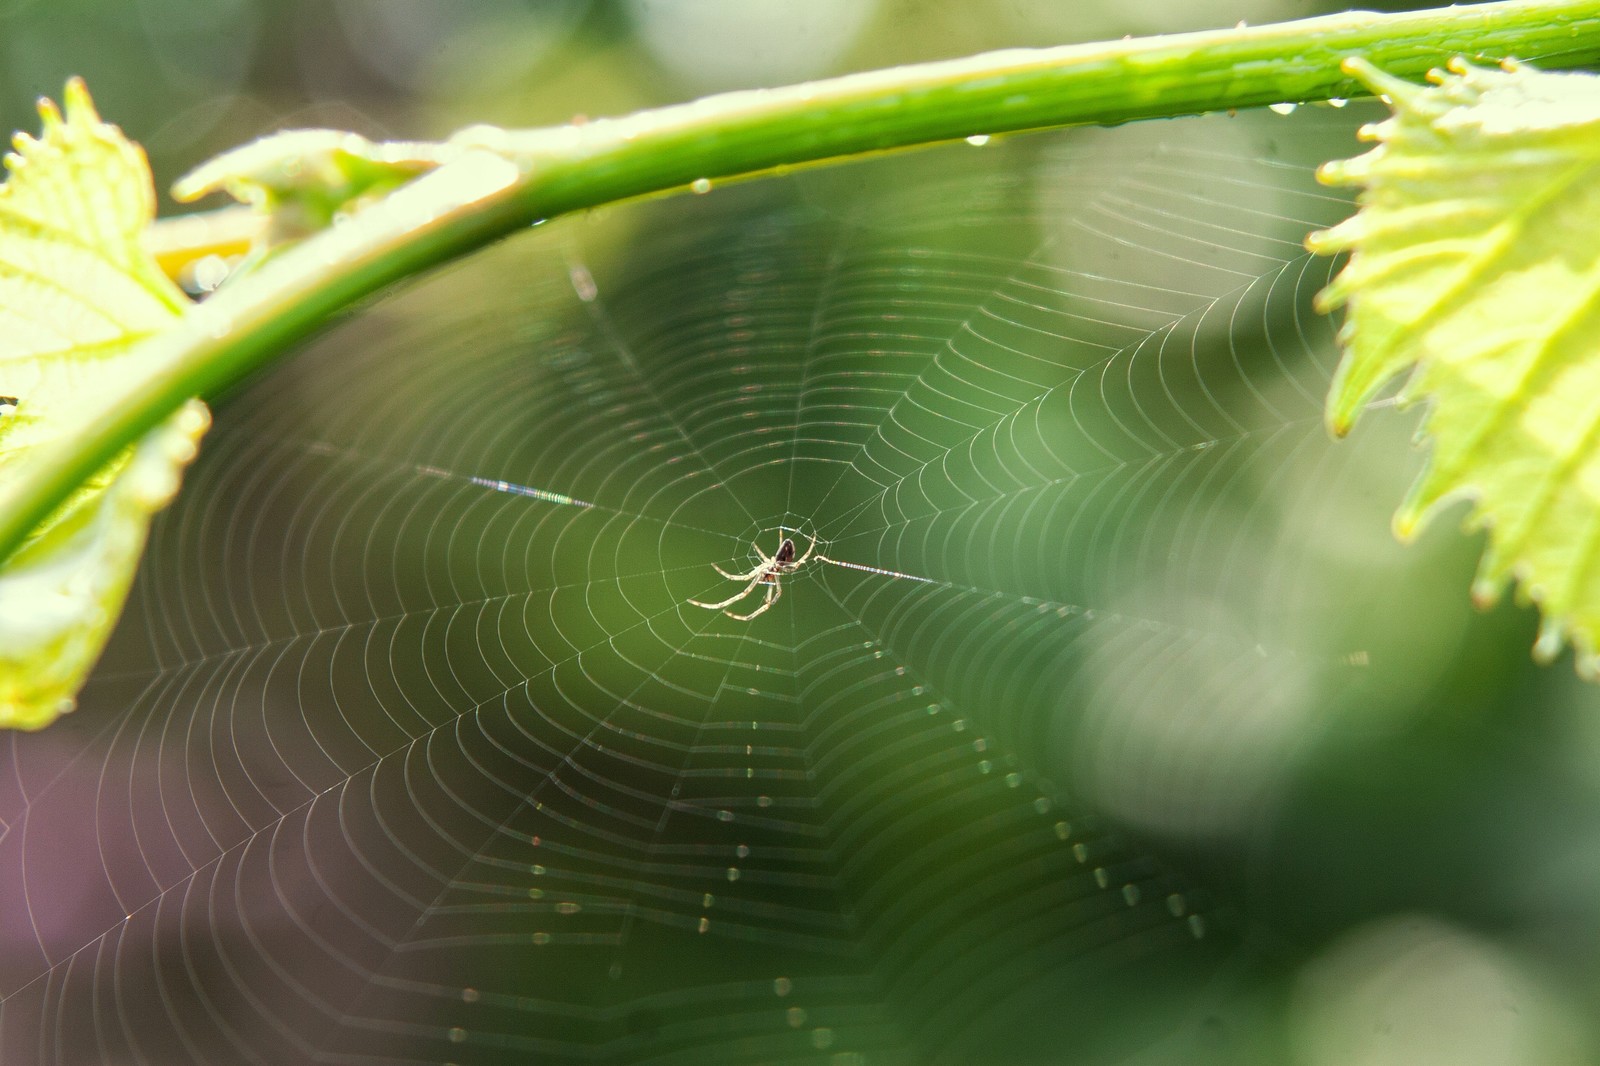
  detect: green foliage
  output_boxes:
[1311,58,1600,675]
[0,80,207,728]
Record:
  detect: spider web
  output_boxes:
[1,105,1407,1064]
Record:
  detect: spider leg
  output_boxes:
[727,577,779,621]
[689,573,764,611]
[789,535,818,567]
[714,547,774,581]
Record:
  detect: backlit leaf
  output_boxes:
[0,80,206,728]
[1311,58,1600,675]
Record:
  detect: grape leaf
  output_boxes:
[1310,57,1600,675]
[0,80,206,729]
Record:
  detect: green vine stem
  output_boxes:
[4,0,1600,569]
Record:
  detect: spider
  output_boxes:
[690,534,818,621]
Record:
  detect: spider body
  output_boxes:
[690,534,816,621]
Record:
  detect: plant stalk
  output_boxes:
[5,0,1600,568]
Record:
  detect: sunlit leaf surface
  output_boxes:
[1312,58,1600,673]
[0,81,205,728]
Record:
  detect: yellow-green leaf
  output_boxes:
[1310,57,1600,674]
[0,79,206,728]
[0,401,208,728]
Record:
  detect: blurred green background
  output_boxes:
[4,2,1600,1065]
[0,0,1433,188]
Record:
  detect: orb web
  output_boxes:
[0,106,1395,1064]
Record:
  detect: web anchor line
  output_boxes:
[812,555,938,584]
[299,438,598,509]
[295,436,740,538]
[461,474,592,509]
